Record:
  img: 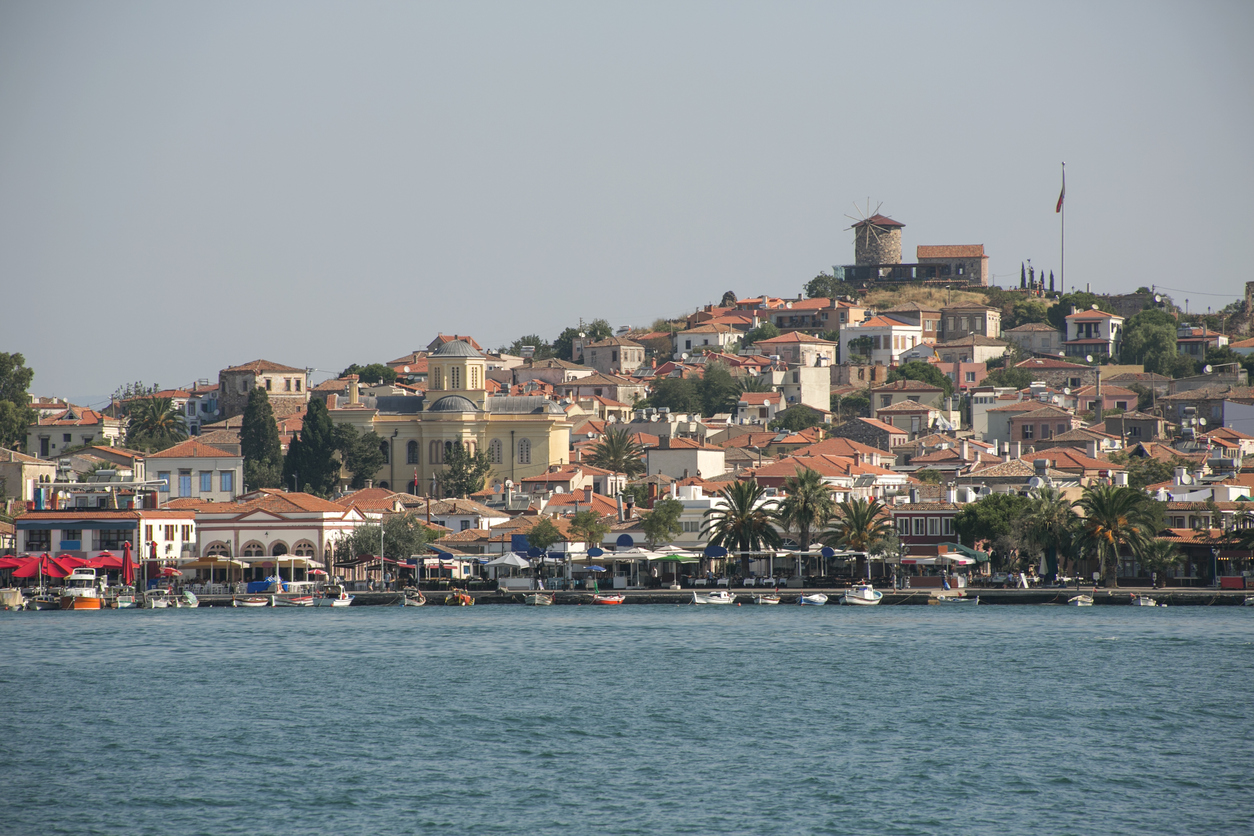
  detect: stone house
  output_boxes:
[916,245,990,286]
[874,401,946,437]
[1013,357,1097,390]
[1003,322,1063,356]
[882,303,941,344]
[1009,405,1083,445]
[932,335,1008,365]
[218,360,309,420]
[831,417,909,452]
[585,337,646,376]
[0,449,57,503]
[752,332,839,367]
[940,304,1001,341]
[870,379,946,411]
[831,362,890,387]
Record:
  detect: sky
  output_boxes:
[3,1,1252,405]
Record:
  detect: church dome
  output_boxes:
[426,394,479,413]
[431,340,483,358]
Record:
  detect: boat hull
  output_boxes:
[936,595,978,605]
[798,593,829,606]
[693,591,736,605]
[233,597,270,608]
[590,594,624,605]
[61,595,103,610]
[1067,595,1093,607]
[524,593,554,606]
[842,585,882,606]
[273,595,315,607]
[26,595,60,610]
[1130,595,1159,607]
[751,595,781,605]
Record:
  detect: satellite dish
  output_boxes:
[1090,304,1099,310]
[1085,354,1093,363]
[1203,364,1213,374]
[1199,418,1207,427]
[1028,476,1044,488]
[504,479,513,489]
[1063,388,1071,395]
[1154,295,1161,303]
[681,353,689,361]
[403,366,410,374]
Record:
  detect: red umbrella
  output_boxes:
[0,556,24,569]
[93,553,124,569]
[158,567,182,577]
[58,554,88,568]
[122,541,135,586]
[12,554,70,579]
[309,568,328,576]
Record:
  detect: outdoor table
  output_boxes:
[717,578,729,587]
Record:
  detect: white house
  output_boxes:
[1063,309,1124,358]
[147,439,243,503]
[193,489,367,571]
[643,437,727,480]
[839,314,923,367]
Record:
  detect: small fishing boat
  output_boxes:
[272,594,314,607]
[26,593,59,610]
[143,588,174,609]
[1244,596,1254,607]
[692,589,736,605]
[936,594,978,605]
[1067,595,1094,607]
[842,583,882,606]
[110,586,139,609]
[313,585,354,607]
[60,568,103,610]
[751,593,781,605]
[172,590,200,608]
[524,592,554,606]
[1,588,28,611]
[401,590,426,607]
[445,591,475,606]
[590,593,625,605]
[1130,594,1160,607]
[798,592,829,606]
[233,596,270,608]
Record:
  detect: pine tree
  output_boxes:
[283,399,339,496]
[241,388,283,489]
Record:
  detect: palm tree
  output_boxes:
[1136,538,1183,588]
[1073,484,1159,589]
[735,375,773,394]
[1019,486,1079,582]
[125,396,188,451]
[586,426,646,478]
[702,479,782,577]
[821,497,895,580]
[775,467,833,552]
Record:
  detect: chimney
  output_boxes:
[648,482,657,508]
[1010,441,1022,459]
[961,439,970,461]
[1174,467,1186,485]
[348,375,360,405]
[326,393,339,410]
[670,481,678,499]
[365,479,373,489]
[1095,366,1102,407]
[617,493,625,522]
[585,487,593,503]
[1086,439,1098,459]
[945,484,957,503]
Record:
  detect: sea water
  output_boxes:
[1,604,1251,835]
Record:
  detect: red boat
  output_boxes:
[590,593,625,605]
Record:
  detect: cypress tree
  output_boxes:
[283,399,339,496]
[1049,270,1055,293]
[241,388,283,489]
[1020,263,1026,289]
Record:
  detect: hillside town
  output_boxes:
[4,213,1254,600]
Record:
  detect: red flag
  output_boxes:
[1055,167,1065,213]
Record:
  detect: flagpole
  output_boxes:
[1058,162,1066,293]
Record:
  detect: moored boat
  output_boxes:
[751,593,781,605]
[444,591,474,606]
[798,592,829,606]
[26,593,59,610]
[842,583,882,606]
[144,588,174,609]
[590,593,625,605]
[693,589,736,605]
[524,592,554,606]
[172,590,200,608]
[401,590,426,607]
[936,594,978,605]
[312,585,354,607]
[1,588,27,611]
[1067,594,1094,607]
[110,586,139,609]
[60,568,103,610]
[272,594,315,607]
[233,596,270,608]
[1130,593,1160,607]
[1244,597,1254,607]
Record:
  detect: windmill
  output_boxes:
[845,199,903,267]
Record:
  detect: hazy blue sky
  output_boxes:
[3,1,1251,403]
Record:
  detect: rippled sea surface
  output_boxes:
[2,603,1252,835]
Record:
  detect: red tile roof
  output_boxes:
[145,439,238,459]
[851,214,904,228]
[222,359,306,374]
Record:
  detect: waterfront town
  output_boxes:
[4,214,1254,608]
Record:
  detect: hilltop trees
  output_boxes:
[0,352,35,451]
[241,388,283,490]
[339,363,397,385]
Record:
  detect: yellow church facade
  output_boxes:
[329,340,571,494]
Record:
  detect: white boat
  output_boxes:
[401,590,426,607]
[272,594,315,607]
[313,586,354,607]
[233,595,270,608]
[1,588,28,611]
[936,594,978,605]
[172,590,200,608]
[523,592,554,606]
[693,590,736,605]
[1244,597,1254,607]
[1130,594,1160,607]
[1067,595,1094,607]
[751,594,781,605]
[61,568,104,610]
[26,593,59,610]
[842,584,882,606]
[798,592,829,606]
[143,588,174,609]
[110,586,139,609]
